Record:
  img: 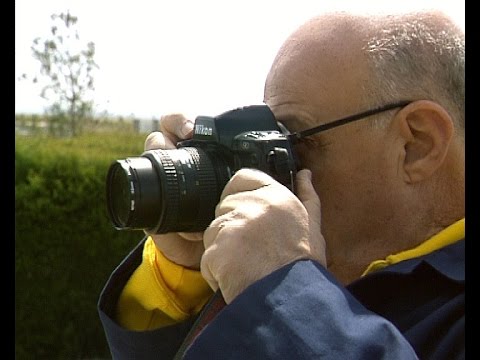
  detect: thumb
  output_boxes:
[144,131,176,150]
[295,169,326,266]
[295,169,320,220]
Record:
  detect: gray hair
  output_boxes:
[361,11,465,135]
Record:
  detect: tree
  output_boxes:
[29,11,99,136]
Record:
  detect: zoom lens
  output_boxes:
[106,147,230,234]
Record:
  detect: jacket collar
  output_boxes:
[362,218,465,278]
[377,239,465,282]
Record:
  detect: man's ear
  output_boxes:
[393,100,454,184]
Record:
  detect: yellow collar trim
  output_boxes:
[362,218,465,277]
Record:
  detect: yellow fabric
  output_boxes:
[116,236,213,331]
[116,218,464,329]
[362,218,465,276]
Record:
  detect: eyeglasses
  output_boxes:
[288,100,412,144]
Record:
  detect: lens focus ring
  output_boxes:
[146,147,223,233]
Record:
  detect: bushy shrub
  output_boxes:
[15,132,147,359]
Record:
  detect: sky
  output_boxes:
[15,0,465,120]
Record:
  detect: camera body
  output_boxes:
[181,106,297,191]
[106,105,298,234]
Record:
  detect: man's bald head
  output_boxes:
[264,9,465,133]
[264,12,372,125]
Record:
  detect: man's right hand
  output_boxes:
[143,114,205,270]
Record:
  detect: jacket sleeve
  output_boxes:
[184,259,419,360]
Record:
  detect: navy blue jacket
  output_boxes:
[98,238,464,359]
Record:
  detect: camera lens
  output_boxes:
[108,162,135,227]
[107,156,162,230]
[106,147,229,234]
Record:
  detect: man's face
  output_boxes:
[263,29,405,283]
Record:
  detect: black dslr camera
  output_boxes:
[105,105,298,234]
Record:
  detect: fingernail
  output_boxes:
[144,132,164,150]
[181,120,194,137]
[306,169,312,180]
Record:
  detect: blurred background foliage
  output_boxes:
[15,123,148,359]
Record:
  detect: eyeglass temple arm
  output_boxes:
[288,100,412,143]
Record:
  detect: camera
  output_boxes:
[105,105,299,234]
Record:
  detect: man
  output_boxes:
[99,8,464,359]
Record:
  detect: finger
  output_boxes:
[159,114,194,140]
[200,251,219,292]
[144,131,177,150]
[144,230,203,244]
[295,169,326,264]
[203,216,225,250]
[295,169,321,220]
[177,231,204,242]
[149,233,205,269]
[220,168,276,201]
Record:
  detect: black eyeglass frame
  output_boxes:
[287,100,412,144]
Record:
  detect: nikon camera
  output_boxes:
[105,105,299,234]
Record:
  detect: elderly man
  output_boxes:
[99,8,464,360]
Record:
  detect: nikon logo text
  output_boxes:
[195,124,213,136]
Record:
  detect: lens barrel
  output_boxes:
[106,147,229,233]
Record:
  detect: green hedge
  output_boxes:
[15,132,148,359]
